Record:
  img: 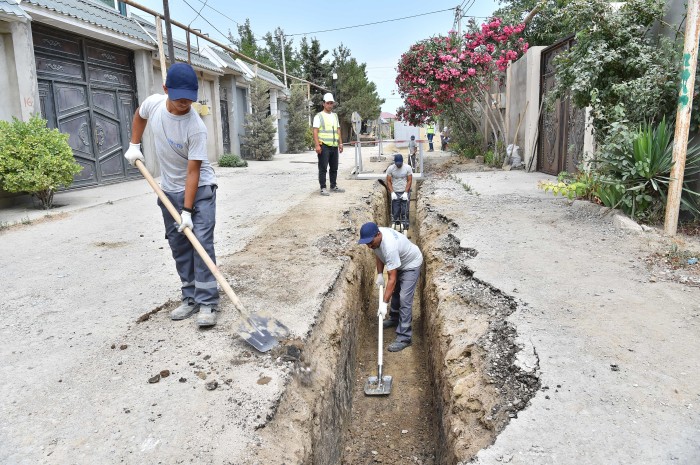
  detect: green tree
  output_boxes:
[0,115,82,209]
[551,0,679,143]
[261,27,303,80]
[494,0,582,46]
[332,44,383,125]
[243,77,277,160]
[300,37,331,113]
[286,84,310,153]
[228,19,275,67]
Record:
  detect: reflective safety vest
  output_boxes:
[426,124,435,134]
[316,111,340,147]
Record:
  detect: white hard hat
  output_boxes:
[323,93,335,102]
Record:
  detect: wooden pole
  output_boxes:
[664,0,700,236]
[155,16,167,84]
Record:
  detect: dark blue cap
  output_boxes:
[165,63,198,102]
[357,222,380,244]
[394,154,403,164]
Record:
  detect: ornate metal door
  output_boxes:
[33,25,138,188]
[538,37,586,176]
[220,86,231,154]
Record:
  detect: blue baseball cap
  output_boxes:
[357,222,380,244]
[165,63,198,102]
[394,154,403,164]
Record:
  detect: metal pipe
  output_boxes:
[161,0,175,65]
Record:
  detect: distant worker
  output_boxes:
[426,122,435,152]
[313,93,344,196]
[386,154,413,232]
[357,222,423,352]
[408,135,418,170]
[441,126,450,151]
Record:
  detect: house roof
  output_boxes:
[234,59,285,88]
[381,111,396,120]
[131,15,221,74]
[206,47,245,74]
[0,0,31,21]
[22,0,153,43]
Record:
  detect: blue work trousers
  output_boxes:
[157,185,219,306]
[387,267,421,343]
[391,191,410,230]
[427,133,434,151]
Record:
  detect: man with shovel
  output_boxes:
[358,222,423,352]
[124,62,219,328]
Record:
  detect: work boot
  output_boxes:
[196,305,218,327]
[383,319,399,329]
[171,297,199,320]
[320,188,330,196]
[330,186,345,193]
[388,339,411,352]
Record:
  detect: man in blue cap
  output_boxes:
[386,154,413,232]
[358,222,423,352]
[124,63,220,328]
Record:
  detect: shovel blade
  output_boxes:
[364,375,393,396]
[237,313,290,353]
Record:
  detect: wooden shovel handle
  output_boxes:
[134,160,250,318]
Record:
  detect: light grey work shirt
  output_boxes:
[374,227,423,271]
[386,163,413,193]
[138,94,216,193]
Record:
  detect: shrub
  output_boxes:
[0,115,82,209]
[593,118,700,222]
[218,153,247,168]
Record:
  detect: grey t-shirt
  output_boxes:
[386,163,413,193]
[374,227,423,271]
[138,94,216,193]
[408,140,417,154]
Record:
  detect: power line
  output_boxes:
[286,8,457,37]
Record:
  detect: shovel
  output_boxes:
[364,285,393,396]
[134,159,289,352]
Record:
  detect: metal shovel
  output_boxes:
[135,160,289,352]
[364,285,393,396]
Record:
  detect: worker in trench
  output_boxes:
[357,222,424,352]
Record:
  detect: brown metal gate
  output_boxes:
[538,37,586,176]
[33,24,139,188]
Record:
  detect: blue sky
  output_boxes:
[131,0,500,113]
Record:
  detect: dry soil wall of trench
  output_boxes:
[255,178,539,464]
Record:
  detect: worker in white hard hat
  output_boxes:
[312,92,344,196]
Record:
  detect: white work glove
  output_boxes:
[178,211,193,233]
[375,273,385,288]
[401,192,408,201]
[124,142,145,166]
[378,300,388,319]
[391,192,397,200]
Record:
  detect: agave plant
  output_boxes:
[594,118,700,220]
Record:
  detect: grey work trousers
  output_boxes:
[391,190,410,230]
[387,267,421,342]
[157,184,219,306]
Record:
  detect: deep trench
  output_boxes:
[339,185,439,464]
[259,176,540,464]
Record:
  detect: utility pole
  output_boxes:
[664,0,700,236]
[279,31,288,88]
[162,0,176,66]
[456,5,462,37]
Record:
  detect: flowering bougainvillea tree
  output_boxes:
[396,18,527,160]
